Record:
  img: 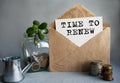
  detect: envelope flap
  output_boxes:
[50,4,110,30]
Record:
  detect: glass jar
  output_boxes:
[22,36,49,72]
[89,60,103,76]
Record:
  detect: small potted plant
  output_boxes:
[26,20,48,46]
[22,20,49,72]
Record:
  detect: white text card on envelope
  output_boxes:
[55,16,103,47]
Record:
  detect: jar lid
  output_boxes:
[103,64,112,69]
[90,60,102,65]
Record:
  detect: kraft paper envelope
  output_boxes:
[49,4,110,72]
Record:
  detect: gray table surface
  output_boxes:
[0,64,119,83]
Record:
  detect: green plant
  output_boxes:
[26,20,48,46]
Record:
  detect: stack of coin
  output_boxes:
[38,53,49,69]
[89,60,103,76]
[101,64,113,81]
[29,53,49,72]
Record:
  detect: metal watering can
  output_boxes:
[0,56,39,83]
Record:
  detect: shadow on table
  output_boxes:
[76,72,104,81]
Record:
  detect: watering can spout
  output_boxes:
[22,55,40,75]
[22,62,34,75]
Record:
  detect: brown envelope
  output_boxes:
[49,4,110,72]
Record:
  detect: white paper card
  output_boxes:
[55,17,103,47]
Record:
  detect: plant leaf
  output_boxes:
[32,25,38,31]
[39,22,47,30]
[38,30,44,40]
[33,20,40,25]
[26,27,34,37]
[41,28,49,34]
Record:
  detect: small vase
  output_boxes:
[21,35,49,72]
